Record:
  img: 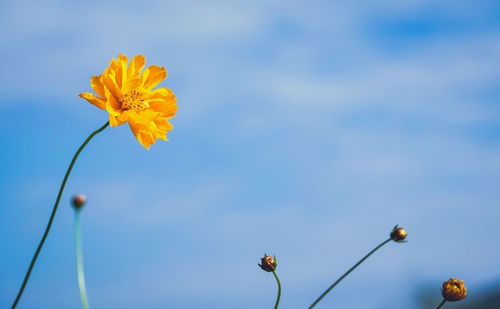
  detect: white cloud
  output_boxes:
[259,34,500,124]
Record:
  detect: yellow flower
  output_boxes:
[79,55,178,149]
[441,278,467,302]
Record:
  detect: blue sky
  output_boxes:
[1,0,500,308]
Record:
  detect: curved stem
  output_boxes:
[272,271,281,309]
[436,299,446,309]
[11,121,109,309]
[308,238,392,309]
[75,211,90,309]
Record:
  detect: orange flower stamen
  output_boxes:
[120,90,149,112]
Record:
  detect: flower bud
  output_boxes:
[442,278,467,302]
[390,225,407,242]
[258,255,277,272]
[71,194,86,211]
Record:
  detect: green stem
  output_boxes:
[75,211,90,309]
[308,238,392,309]
[11,121,109,309]
[273,271,281,309]
[436,299,446,309]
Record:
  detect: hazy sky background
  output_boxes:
[1,0,499,308]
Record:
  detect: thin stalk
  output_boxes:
[436,299,446,309]
[11,121,109,309]
[75,211,90,309]
[308,238,392,309]
[272,271,281,309]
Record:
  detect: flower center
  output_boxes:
[120,90,148,112]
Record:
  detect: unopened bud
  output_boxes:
[71,194,86,211]
[258,255,277,272]
[390,225,407,242]
[442,278,467,302]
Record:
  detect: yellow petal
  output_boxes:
[109,55,128,88]
[78,92,106,109]
[108,58,121,87]
[102,68,123,101]
[128,117,160,149]
[104,87,122,116]
[154,118,173,140]
[149,120,158,140]
[151,100,178,118]
[109,113,126,127]
[121,77,143,94]
[125,109,159,125]
[151,87,174,96]
[129,121,144,146]
[141,65,167,90]
[90,75,106,98]
[117,54,128,86]
[128,121,153,149]
[127,55,146,77]
[149,87,176,102]
[140,131,155,149]
[148,87,177,116]
[149,98,177,115]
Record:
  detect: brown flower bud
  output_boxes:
[390,226,407,242]
[71,194,86,211]
[259,255,277,272]
[442,278,467,302]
